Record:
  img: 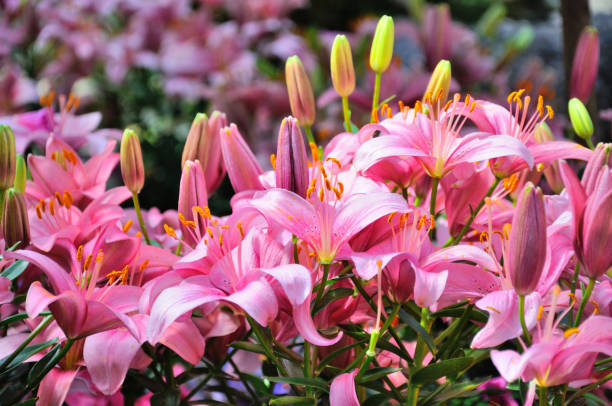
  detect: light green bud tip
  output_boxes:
[568,97,593,140]
[369,15,394,73]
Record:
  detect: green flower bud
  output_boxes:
[568,97,594,142]
[0,125,16,191]
[369,15,394,73]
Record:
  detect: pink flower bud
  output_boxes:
[582,143,611,194]
[507,182,547,296]
[181,111,227,194]
[285,56,315,126]
[3,189,30,249]
[0,125,16,191]
[120,129,145,194]
[275,117,308,197]
[178,160,208,247]
[220,124,264,193]
[570,26,599,102]
[423,5,452,70]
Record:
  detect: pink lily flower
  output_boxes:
[0,275,14,304]
[354,93,533,180]
[26,135,130,209]
[6,245,141,339]
[147,230,342,347]
[0,94,121,154]
[467,91,592,178]
[351,210,499,308]
[559,161,612,280]
[251,156,409,264]
[491,289,612,387]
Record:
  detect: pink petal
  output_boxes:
[471,290,541,348]
[330,370,359,406]
[224,278,278,326]
[413,268,448,308]
[6,249,76,292]
[159,320,205,365]
[292,297,342,346]
[83,328,141,395]
[451,132,534,169]
[37,367,80,406]
[531,141,593,166]
[147,282,223,344]
[261,264,312,306]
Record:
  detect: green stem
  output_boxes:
[519,295,532,346]
[573,277,595,327]
[443,177,501,247]
[313,263,330,312]
[132,192,152,245]
[565,371,612,405]
[413,307,430,367]
[586,137,594,150]
[539,385,547,406]
[304,125,316,146]
[429,177,439,240]
[341,96,352,132]
[350,276,412,362]
[175,241,183,256]
[0,314,54,371]
[407,385,420,406]
[371,73,381,122]
[246,315,288,377]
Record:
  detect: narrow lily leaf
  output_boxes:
[357,367,402,383]
[411,356,474,385]
[150,387,181,406]
[265,376,329,393]
[0,311,50,328]
[238,372,271,396]
[0,339,58,376]
[317,339,367,373]
[26,343,61,386]
[362,393,394,406]
[1,260,29,281]
[398,309,436,354]
[431,382,481,403]
[13,399,37,406]
[270,396,316,405]
[230,341,266,355]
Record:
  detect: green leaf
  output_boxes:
[357,367,402,383]
[1,260,29,281]
[230,341,266,355]
[411,356,474,385]
[317,339,367,373]
[0,339,58,376]
[239,372,270,396]
[264,376,329,393]
[27,343,61,385]
[270,396,315,405]
[0,311,50,328]
[431,307,487,323]
[313,287,354,315]
[398,309,436,354]
[431,382,481,403]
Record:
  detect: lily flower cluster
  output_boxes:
[0,14,610,406]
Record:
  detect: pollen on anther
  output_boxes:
[122,219,133,233]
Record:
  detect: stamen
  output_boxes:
[486,306,501,314]
[84,254,93,271]
[122,219,133,232]
[76,245,83,262]
[563,328,580,338]
[164,224,178,240]
[270,154,276,170]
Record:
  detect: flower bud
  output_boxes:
[3,189,30,249]
[568,98,593,142]
[423,6,451,70]
[570,26,599,102]
[285,56,316,126]
[181,111,228,194]
[369,15,394,73]
[476,2,506,37]
[582,143,612,194]
[120,129,145,194]
[14,154,26,194]
[0,125,16,191]
[178,160,208,247]
[330,35,355,98]
[220,124,264,193]
[507,182,547,296]
[276,117,309,197]
[424,59,451,105]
